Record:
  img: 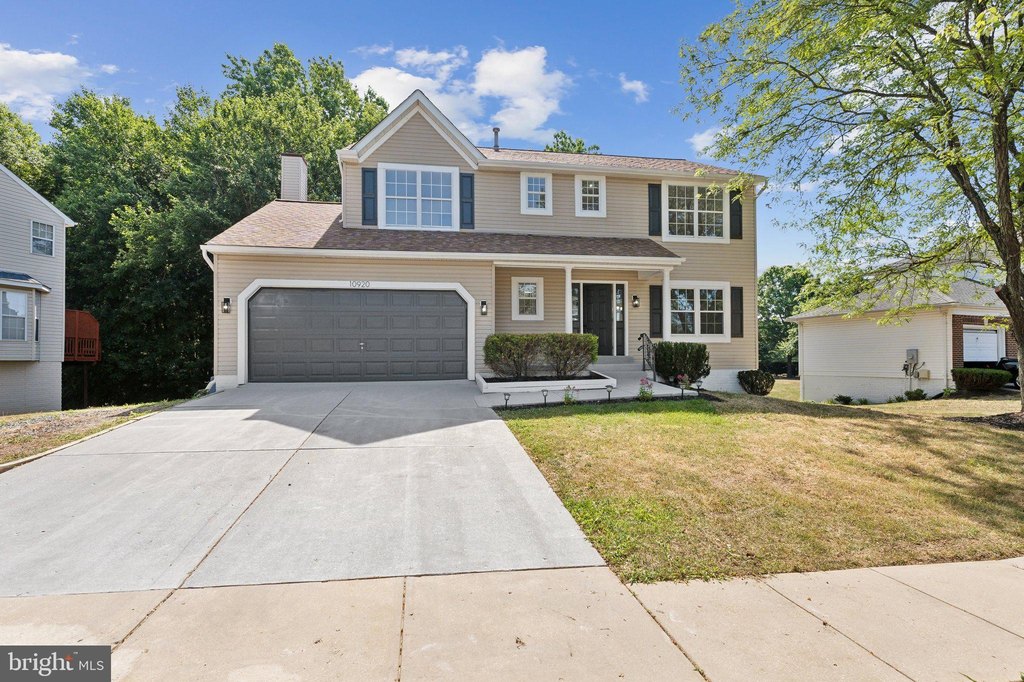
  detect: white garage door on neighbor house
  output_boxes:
[963,327,999,363]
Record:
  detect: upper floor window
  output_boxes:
[520,172,552,216]
[574,175,606,218]
[378,163,459,230]
[31,221,54,256]
[663,184,728,242]
[1,290,28,341]
[511,276,544,321]
[669,281,729,339]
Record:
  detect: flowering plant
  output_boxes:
[675,373,690,388]
[638,376,654,401]
[563,385,578,404]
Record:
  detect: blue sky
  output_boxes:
[2,0,809,269]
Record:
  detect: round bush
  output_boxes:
[951,368,1013,392]
[737,369,775,396]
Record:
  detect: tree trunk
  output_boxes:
[996,278,1024,412]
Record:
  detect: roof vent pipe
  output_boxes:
[492,127,500,151]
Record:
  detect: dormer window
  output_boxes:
[574,175,606,217]
[520,172,552,216]
[378,163,460,230]
[31,221,54,256]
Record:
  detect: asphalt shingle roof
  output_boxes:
[789,278,1006,320]
[477,147,742,176]
[206,200,680,259]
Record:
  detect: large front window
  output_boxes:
[664,184,726,240]
[380,164,458,229]
[1,290,28,341]
[670,283,727,337]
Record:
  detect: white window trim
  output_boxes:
[377,162,461,231]
[1,289,30,341]
[520,172,553,216]
[511,276,545,321]
[661,182,730,244]
[668,280,731,343]
[574,174,606,218]
[30,219,55,256]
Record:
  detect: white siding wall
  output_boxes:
[0,169,66,414]
[798,311,950,402]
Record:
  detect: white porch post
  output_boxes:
[564,265,573,332]
[662,268,672,339]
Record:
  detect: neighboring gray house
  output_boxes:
[0,163,75,414]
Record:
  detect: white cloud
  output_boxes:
[67,34,80,46]
[352,44,393,58]
[352,45,571,144]
[0,43,119,121]
[687,126,723,156]
[618,73,649,103]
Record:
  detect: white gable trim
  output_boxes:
[0,163,75,227]
[347,90,484,169]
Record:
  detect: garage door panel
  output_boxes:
[964,328,999,363]
[248,287,467,382]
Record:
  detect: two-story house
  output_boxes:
[201,91,760,391]
[0,163,75,414]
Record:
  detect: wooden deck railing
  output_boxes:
[65,310,101,362]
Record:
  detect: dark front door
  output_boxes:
[247,288,467,382]
[582,283,614,355]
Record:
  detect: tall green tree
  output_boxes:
[758,265,814,376]
[545,130,600,154]
[681,1,1024,408]
[52,44,388,405]
[0,102,46,189]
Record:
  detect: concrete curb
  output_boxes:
[0,407,172,475]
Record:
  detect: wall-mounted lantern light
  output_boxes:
[221,297,231,314]
[481,300,488,316]
[631,294,641,308]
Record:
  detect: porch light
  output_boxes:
[481,300,488,315]
[221,297,231,314]
[631,294,640,308]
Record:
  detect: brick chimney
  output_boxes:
[280,153,308,201]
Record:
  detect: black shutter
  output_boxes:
[729,189,743,239]
[731,286,744,338]
[648,184,661,236]
[650,285,663,337]
[460,173,475,229]
[361,168,377,225]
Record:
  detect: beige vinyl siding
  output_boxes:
[798,310,950,402]
[494,267,567,334]
[0,360,62,413]
[213,255,494,378]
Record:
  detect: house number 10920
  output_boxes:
[349,280,371,288]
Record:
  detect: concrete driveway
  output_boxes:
[0,381,601,596]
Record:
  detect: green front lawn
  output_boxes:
[502,392,1024,582]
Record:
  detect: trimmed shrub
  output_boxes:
[951,368,1013,392]
[483,334,543,379]
[653,342,711,385]
[737,369,775,396]
[904,388,927,401]
[833,394,854,405]
[541,333,598,378]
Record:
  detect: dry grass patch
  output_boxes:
[502,393,1024,582]
[0,402,179,465]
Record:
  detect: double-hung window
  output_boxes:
[511,277,544,321]
[379,164,459,230]
[32,221,54,256]
[574,175,606,217]
[1,290,29,341]
[520,172,552,215]
[669,282,729,340]
[663,184,727,241]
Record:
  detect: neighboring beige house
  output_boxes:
[201,91,761,391]
[0,163,75,414]
[790,279,1018,403]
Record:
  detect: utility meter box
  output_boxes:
[906,348,919,365]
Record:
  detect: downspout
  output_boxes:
[200,245,215,271]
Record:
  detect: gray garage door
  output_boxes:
[248,288,467,382]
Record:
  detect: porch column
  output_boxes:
[662,268,672,339]
[564,265,573,332]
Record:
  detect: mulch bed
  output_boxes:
[946,412,1024,431]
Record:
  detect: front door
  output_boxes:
[582,283,614,355]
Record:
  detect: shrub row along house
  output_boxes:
[201,91,761,390]
[790,278,1018,403]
